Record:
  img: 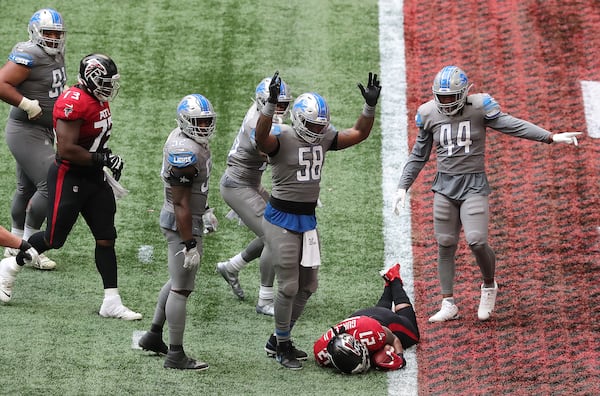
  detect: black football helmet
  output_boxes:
[326,332,370,374]
[78,54,120,102]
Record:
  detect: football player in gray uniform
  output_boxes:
[392,65,581,323]
[137,94,216,371]
[216,76,293,316]
[255,71,381,369]
[0,8,67,270]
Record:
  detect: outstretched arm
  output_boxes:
[254,70,281,155]
[336,72,382,149]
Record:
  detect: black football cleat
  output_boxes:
[138,331,168,355]
[164,350,209,371]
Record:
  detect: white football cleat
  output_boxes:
[478,282,498,321]
[28,254,56,270]
[99,295,142,320]
[256,301,274,316]
[429,298,460,322]
[216,261,245,299]
[0,257,22,303]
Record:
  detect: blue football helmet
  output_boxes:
[290,92,330,144]
[432,65,472,115]
[255,77,293,123]
[177,94,217,144]
[28,8,66,56]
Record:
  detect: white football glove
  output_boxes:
[177,240,200,271]
[202,208,218,234]
[18,97,42,120]
[552,132,582,146]
[392,188,407,215]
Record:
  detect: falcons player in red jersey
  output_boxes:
[0,54,141,320]
[313,264,420,373]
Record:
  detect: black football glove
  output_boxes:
[93,152,124,181]
[268,71,281,104]
[357,72,382,106]
[106,153,124,181]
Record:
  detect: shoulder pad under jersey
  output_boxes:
[469,93,501,119]
[415,100,437,128]
[168,149,197,168]
[9,49,34,67]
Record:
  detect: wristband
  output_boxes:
[547,134,554,144]
[362,103,376,117]
[261,102,276,117]
[183,239,197,250]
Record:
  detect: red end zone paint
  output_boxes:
[403,1,600,394]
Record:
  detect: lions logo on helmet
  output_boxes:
[78,54,120,102]
[176,94,217,145]
[326,332,371,374]
[28,8,66,56]
[255,77,293,123]
[432,65,472,116]
[290,92,330,144]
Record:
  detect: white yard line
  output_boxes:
[378,1,418,395]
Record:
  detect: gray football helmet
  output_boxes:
[177,94,217,144]
[28,8,66,56]
[290,92,330,144]
[432,65,472,115]
[255,77,293,123]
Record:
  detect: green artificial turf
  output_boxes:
[0,1,387,394]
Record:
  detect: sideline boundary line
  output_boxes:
[378,1,418,395]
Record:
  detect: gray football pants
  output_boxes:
[220,182,274,287]
[150,228,202,346]
[433,193,496,295]
[5,119,55,231]
[261,219,319,338]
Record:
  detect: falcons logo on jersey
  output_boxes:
[63,103,74,118]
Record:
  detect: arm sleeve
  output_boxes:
[397,127,433,190]
[486,113,552,143]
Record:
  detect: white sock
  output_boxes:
[104,288,120,300]
[443,297,455,304]
[258,286,274,305]
[23,226,40,240]
[228,253,247,272]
